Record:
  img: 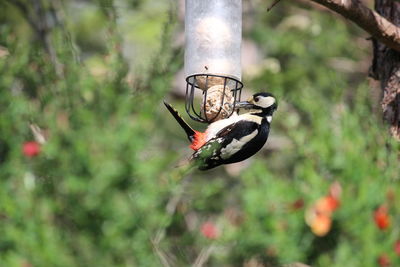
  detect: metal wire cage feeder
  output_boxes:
[184,0,243,123]
[185,74,243,123]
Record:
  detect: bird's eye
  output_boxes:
[254,97,259,102]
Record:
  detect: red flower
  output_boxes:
[290,198,304,211]
[22,141,41,157]
[374,205,391,230]
[305,182,342,237]
[394,240,400,256]
[377,254,391,267]
[308,213,332,237]
[313,195,340,218]
[200,222,219,240]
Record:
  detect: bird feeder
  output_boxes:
[185,0,243,123]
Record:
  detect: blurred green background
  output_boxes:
[0,0,399,266]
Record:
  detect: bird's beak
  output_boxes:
[235,101,254,109]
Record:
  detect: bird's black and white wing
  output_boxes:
[192,120,267,170]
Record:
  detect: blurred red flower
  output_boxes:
[374,205,391,230]
[200,222,219,240]
[22,141,41,157]
[394,240,400,256]
[305,181,342,237]
[315,195,340,216]
[290,198,304,211]
[306,212,332,237]
[377,254,391,267]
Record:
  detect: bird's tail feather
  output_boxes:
[164,101,196,142]
[168,158,197,181]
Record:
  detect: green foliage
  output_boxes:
[0,1,399,266]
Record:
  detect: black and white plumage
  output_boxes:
[164,92,278,170]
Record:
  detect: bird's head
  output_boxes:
[236,92,278,118]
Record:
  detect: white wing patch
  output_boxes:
[205,113,241,141]
[205,113,263,141]
[220,129,258,159]
[240,113,262,124]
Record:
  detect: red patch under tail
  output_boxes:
[190,131,207,150]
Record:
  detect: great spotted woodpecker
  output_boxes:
[164,93,277,170]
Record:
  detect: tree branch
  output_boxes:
[303,0,400,52]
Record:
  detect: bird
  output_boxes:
[164,92,277,170]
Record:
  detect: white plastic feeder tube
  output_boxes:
[185,0,242,81]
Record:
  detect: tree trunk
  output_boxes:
[371,0,400,140]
